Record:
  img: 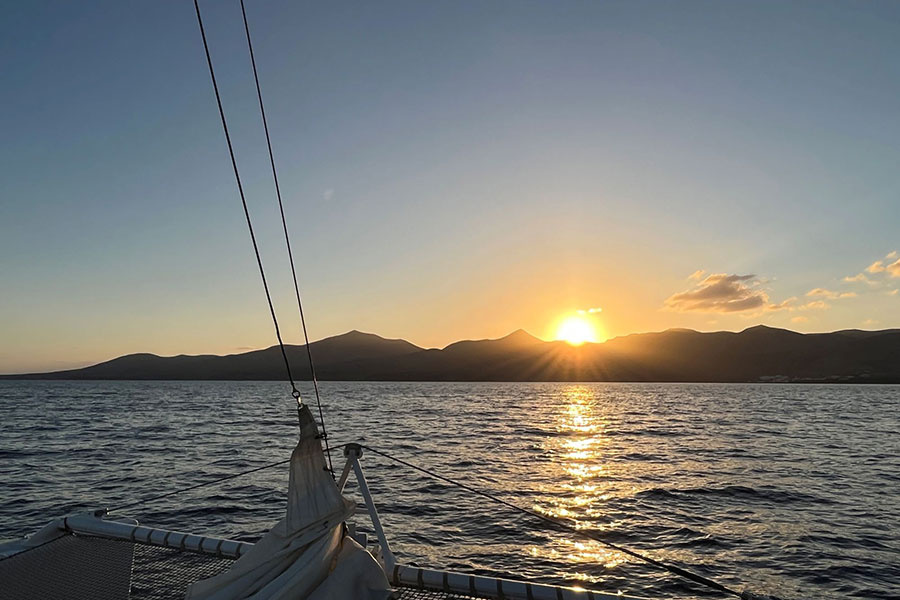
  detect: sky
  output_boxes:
[1,0,899,373]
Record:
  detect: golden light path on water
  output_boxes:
[2,381,894,599]
[529,385,631,582]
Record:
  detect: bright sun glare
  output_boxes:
[555,316,599,346]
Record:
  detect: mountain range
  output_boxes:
[4,326,900,382]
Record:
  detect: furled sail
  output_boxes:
[186,405,391,600]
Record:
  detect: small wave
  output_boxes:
[2,380,897,600]
[635,485,831,505]
[620,452,664,461]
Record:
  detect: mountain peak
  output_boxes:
[4,325,900,381]
[740,324,797,335]
[327,330,383,341]
[499,329,543,345]
[344,329,372,336]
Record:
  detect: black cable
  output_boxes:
[108,443,349,514]
[189,4,750,597]
[360,444,744,598]
[108,458,291,513]
[106,437,752,597]
[193,0,302,411]
[238,0,333,475]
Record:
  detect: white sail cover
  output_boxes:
[186,406,392,600]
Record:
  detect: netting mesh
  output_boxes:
[0,534,133,600]
[0,534,235,600]
[130,543,234,599]
[129,543,493,600]
[0,534,497,600]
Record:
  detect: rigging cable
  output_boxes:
[359,444,752,599]
[192,0,303,421]
[238,0,333,475]
[188,3,770,597]
[107,441,777,598]
[107,443,349,514]
[109,457,289,514]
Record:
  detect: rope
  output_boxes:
[192,0,303,409]
[108,458,290,514]
[108,443,349,514]
[183,5,761,596]
[359,444,744,598]
[104,439,771,598]
[238,0,333,475]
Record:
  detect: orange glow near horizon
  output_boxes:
[555,315,600,346]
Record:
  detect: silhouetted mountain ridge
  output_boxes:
[4,326,899,382]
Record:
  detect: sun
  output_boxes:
[555,316,599,346]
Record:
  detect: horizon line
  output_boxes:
[3,323,899,376]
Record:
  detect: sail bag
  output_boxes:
[185,406,392,600]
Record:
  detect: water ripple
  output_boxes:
[1,381,898,599]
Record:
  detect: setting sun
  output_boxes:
[555,316,599,346]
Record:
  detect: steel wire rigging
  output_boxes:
[238,0,333,474]
[193,0,332,473]
[184,2,781,598]
[192,0,298,403]
[358,445,757,599]
[108,442,781,599]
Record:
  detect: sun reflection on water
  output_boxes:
[528,385,630,581]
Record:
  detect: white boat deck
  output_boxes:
[0,520,635,600]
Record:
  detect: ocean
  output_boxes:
[1,381,898,599]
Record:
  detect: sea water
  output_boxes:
[1,381,897,599]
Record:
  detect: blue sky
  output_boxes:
[2,1,899,372]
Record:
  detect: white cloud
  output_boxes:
[867,261,884,273]
[322,188,335,201]
[767,297,796,311]
[799,300,828,311]
[668,258,891,319]
[888,258,900,278]
[806,288,856,299]
[665,273,769,313]
[846,251,900,284]
[844,272,874,284]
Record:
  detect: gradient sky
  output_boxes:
[2,1,899,373]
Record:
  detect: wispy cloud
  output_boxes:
[844,273,873,284]
[669,259,889,318]
[799,300,828,310]
[576,307,603,315]
[862,318,879,327]
[322,188,335,201]
[846,251,900,284]
[665,273,769,313]
[889,258,900,278]
[806,288,856,299]
[867,260,885,273]
[767,297,796,311]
